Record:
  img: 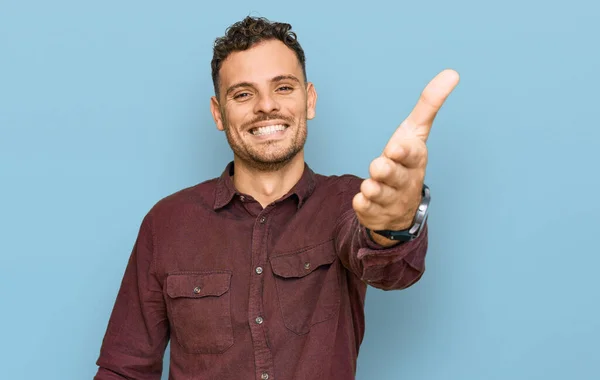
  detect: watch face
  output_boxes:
[409,220,425,236]
[409,185,430,235]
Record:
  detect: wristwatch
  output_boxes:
[366,184,430,242]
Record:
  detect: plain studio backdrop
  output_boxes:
[1,1,598,379]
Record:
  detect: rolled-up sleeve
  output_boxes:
[95,213,169,379]
[333,177,428,291]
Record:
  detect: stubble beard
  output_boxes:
[222,112,308,173]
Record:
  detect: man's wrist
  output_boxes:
[366,228,403,247]
[366,184,430,244]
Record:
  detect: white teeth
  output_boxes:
[252,124,286,136]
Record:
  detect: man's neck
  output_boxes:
[232,154,305,208]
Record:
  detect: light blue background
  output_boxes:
[1,0,599,379]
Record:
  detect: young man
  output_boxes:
[94,16,459,380]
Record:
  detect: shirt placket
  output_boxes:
[248,207,275,380]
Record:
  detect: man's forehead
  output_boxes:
[219,40,303,87]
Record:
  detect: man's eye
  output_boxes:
[277,86,293,92]
[234,92,250,99]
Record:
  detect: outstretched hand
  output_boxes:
[353,69,460,243]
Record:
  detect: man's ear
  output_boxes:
[210,96,225,131]
[306,82,317,120]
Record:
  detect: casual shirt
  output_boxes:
[94,161,428,380]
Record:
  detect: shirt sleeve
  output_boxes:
[94,213,169,379]
[333,176,428,291]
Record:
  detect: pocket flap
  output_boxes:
[270,240,336,278]
[166,272,231,299]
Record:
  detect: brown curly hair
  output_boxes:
[211,16,307,98]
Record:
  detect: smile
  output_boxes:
[250,124,288,136]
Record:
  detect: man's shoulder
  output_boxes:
[313,171,364,193]
[145,176,221,219]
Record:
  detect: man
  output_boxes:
[94,16,459,380]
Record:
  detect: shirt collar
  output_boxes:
[213,161,316,210]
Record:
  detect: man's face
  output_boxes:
[210,39,317,172]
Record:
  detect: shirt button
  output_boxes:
[255,316,263,324]
[240,195,245,201]
[259,216,266,224]
[193,286,201,294]
[261,373,269,380]
[304,262,311,270]
[255,266,263,274]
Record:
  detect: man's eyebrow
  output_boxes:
[224,75,302,97]
[272,75,301,84]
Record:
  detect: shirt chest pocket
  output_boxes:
[165,271,234,354]
[270,240,341,335]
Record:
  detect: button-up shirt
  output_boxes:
[94,162,428,380]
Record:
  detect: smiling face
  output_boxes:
[210,39,317,172]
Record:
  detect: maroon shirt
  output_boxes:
[94,162,428,380]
